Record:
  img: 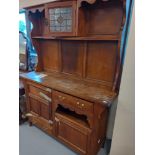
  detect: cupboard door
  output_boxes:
[55,117,89,155]
[29,95,51,120]
[45,1,77,36]
[29,97,40,115]
[40,102,51,120]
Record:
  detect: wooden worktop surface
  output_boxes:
[20,71,117,106]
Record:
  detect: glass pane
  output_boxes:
[19,11,38,71]
[67,20,72,26]
[49,7,72,32]
[19,32,27,70]
[19,13,27,35]
[61,26,66,32]
[56,26,61,31]
[67,26,72,32]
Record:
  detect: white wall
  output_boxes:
[19,0,55,9]
[110,4,135,155]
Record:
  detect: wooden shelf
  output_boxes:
[32,34,120,41]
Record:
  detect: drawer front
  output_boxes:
[28,83,52,102]
[53,91,93,115]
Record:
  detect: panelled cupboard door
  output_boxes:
[55,116,91,155]
[40,101,51,120]
[27,82,52,120]
[29,96,51,120]
[29,97,40,115]
[45,1,77,36]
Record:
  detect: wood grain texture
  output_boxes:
[20,71,117,105]
[85,0,123,35]
[55,113,90,155]
[86,41,118,83]
[61,41,84,77]
[40,40,60,72]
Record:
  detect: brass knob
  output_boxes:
[81,104,84,107]
[77,102,80,105]
[59,96,62,98]
[62,97,65,100]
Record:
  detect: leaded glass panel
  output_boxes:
[49,7,72,32]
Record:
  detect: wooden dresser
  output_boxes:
[20,0,126,154]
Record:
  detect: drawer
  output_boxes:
[28,83,52,102]
[53,91,93,115]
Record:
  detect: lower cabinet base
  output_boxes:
[24,82,108,155]
[28,118,104,155]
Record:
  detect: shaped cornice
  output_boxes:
[78,0,97,7]
[78,0,126,7]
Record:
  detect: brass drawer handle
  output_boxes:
[39,92,52,102]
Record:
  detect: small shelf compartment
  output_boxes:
[55,104,90,128]
[27,0,124,38]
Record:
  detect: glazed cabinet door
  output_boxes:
[55,116,91,155]
[45,1,77,36]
